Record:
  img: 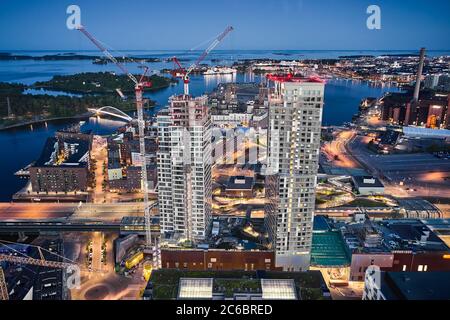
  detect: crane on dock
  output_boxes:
[75,25,158,267]
[171,26,234,95]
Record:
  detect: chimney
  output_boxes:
[413,47,426,102]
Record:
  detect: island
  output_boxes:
[33,72,176,95]
[0,52,161,64]
[0,72,176,129]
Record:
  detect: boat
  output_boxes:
[203,66,237,75]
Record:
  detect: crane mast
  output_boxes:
[76,25,156,265]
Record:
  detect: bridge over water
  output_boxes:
[87,106,133,122]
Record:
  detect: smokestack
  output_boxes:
[413,47,426,102]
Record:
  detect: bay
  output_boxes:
[0,49,415,200]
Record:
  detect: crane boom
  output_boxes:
[76,25,139,85]
[186,26,234,76]
[0,254,74,269]
[172,26,233,95]
[76,25,156,266]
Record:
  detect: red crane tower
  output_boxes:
[171,26,234,95]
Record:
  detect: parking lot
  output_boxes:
[349,136,450,199]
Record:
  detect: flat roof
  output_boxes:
[313,216,330,232]
[403,126,450,138]
[386,271,450,300]
[352,176,384,188]
[150,269,327,300]
[382,221,443,243]
[267,73,325,84]
[34,137,89,168]
[225,176,254,191]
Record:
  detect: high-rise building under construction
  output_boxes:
[157,95,212,242]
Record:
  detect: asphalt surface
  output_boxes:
[348,135,450,198]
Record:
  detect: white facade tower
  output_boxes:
[157,95,212,242]
[265,75,325,271]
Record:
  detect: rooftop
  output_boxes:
[341,219,450,253]
[352,176,384,188]
[34,137,90,168]
[149,269,328,300]
[225,176,255,191]
[381,271,450,300]
[266,73,325,84]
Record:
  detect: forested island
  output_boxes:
[0,52,161,64]
[34,72,176,94]
[0,72,176,129]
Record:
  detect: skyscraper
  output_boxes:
[157,95,212,242]
[265,75,325,271]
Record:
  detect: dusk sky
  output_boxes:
[0,0,449,51]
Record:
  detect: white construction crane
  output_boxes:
[172,26,234,95]
[75,25,157,265]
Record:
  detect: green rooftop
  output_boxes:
[149,269,329,300]
[311,231,351,267]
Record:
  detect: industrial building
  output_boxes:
[381,91,450,129]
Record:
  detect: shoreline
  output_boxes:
[0,102,161,131]
[0,113,93,131]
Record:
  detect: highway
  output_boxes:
[0,203,78,221]
[322,130,360,169]
[0,221,121,232]
[0,202,147,220]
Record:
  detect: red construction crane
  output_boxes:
[75,25,157,265]
[171,26,234,95]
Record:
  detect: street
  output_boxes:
[348,135,450,199]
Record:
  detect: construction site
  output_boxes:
[0,24,239,300]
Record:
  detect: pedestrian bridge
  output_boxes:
[88,106,133,122]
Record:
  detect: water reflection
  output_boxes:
[203,73,237,87]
